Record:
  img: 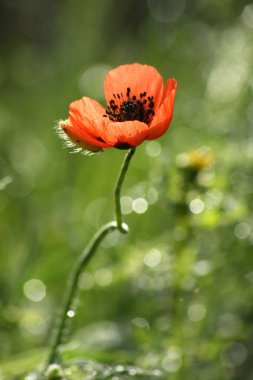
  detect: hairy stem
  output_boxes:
[45,148,136,369]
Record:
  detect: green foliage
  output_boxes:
[0,0,253,379]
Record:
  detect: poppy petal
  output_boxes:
[104,63,164,111]
[61,97,111,151]
[146,85,177,140]
[67,97,111,146]
[68,97,106,139]
[162,78,177,101]
[92,119,149,148]
[59,120,109,152]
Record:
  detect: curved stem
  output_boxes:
[114,147,136,233]
[45,148,136,369]
[46,221,118,366]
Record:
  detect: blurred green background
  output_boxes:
[0,0,253,379]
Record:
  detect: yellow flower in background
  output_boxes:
[188,147,214,170]
[176,146,214,171]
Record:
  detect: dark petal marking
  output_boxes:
[114,142,133,150]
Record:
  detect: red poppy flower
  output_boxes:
[59,63,177,153]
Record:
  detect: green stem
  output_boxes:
[45,148,136,369]
[114,147,136,233]
[46,221,118,367]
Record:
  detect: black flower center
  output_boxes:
[103,88,155,124]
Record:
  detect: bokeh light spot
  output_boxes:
[176,153,189,168]
[207,66,247,104]
[145,141,161,157]
[220,342,248,367]
[23,279,46,302]
[162,347,182,373]
[120,195,133,215]
[115,365,125,373]
[67,310,75,318]
[95,268,112,287]
[78,272,94,290]
[143,249,161,268]
[20,309,48,337]
[132,317,150,329]
[132,198,148,214]
[155,316,171,332]
[79,64,111,99]
[234,222,251,239]
[147,187,158,204]
[193,260,212,276]
[188,304,206,322]
[189,198,205,214]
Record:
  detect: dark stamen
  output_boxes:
[105,88,155,124]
